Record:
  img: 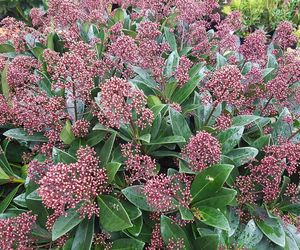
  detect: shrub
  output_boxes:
[0,1,300,249]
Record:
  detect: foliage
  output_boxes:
[223,0,300,33]
[0,1,299,249]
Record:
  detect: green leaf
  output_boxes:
[71,216,94,250]
[1,62,10,100]
[216,53,227,68]
[272,108,293,143]
[98,195,133,232]
[126,216,143,237]
[52,208,84,241]
[179,206,194,220]
[52,147,77,164]
[226,147,258,167]
[13,193,27,208]
[217,126,244,154]
[193,235,219,250]
[191,164,234,203]
[122,186,153,211]
[192,188,236,208]
[60,120,76,145]
[164,50,179,77]
[171,75,201,104]
[111,238,145,250]
[121,200,142,220]
[169,108,192,146]
[146,135,185,145]
[131,66,157,87]
[0,44,15,53]
[232,115,260,126]
[164,27,177,51]
[100,133,116,166]
[86,131,106,146]
[3,128,48,142]
[0,185,20,213]
[255,217,286,247]
[104,162,121,184]
[26,190,49,225]
[139,134,151,143]
[251,134,271,149]
[237,219,263,248]
[147,95,162,108]
[160,215,193,250]
[0,167,10,184]
[0,145,14,176]
[113,8,125,22]
[195,206,230,231]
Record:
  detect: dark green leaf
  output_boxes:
[4,128,48,142]
[195,206,230,231]
[100,133,116,166]
[122,186,153,211]
[171,75,201,104]
[169,108,192,147]
[98,195,133,232]
[146,136,185,145]
[71,216,94,250]
[104,162,121,184]
[160,215,193,250]
[193,235,219,250]
[111,238,145,250]
[52,147,77,164]
[192,188,236,208]
[52,208,84,241]
[0,185,20,213]
[191,164,234,203]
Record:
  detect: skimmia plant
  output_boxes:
[0,1,300,249]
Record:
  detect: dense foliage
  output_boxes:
[223,0,300,34]
[0,1,300,249]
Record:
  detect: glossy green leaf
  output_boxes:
[0,185,20,213]
[191,164,234,203]
[169,108,192,146]
[86,130,106,146]
[217,126,244,154]
[0,44,15,53]
[226,147,258,167]
[98,195,133,232]
[122,185,153,211]
[52,208,84,241]
[192,188,236,208]
[3,128,48,142]
[111,238,145,250]
[105,162,121,184]
[100,133,116,166]
[193,235,219,250]
[146,135,185,145]
[255,217,286,247]
[160,215,193,250]
[126,216,143,237]
[52,147,77,164]
[121,200,142,220]
[71,216,94,250]
[195,206,230,231]
[171,74,200,104]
